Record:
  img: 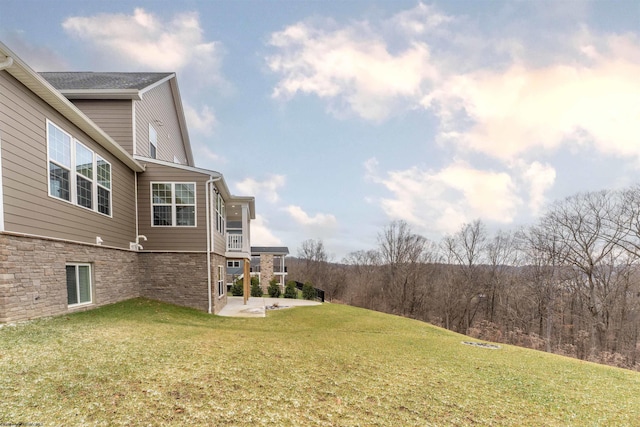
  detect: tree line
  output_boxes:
[288,186,640,370]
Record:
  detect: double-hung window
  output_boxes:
[96,157,111,215]
[151,182,196,226]
[215,193,225,234]
[75,142,93,209]
[47,120,112,216]
[66,264,92,306]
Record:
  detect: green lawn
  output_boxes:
[1,298,639,426]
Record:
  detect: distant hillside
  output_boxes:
[287,253,640,372]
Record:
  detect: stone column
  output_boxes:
[260,254,274,293]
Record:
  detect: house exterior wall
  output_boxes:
[70,99,134,155]
[135,82,188,164]
[0,234,139,323]
[0,71,137,249]
[0,233,232,322]
[135,162,213,252]
[0,49,250,323]
[139,252,227,314]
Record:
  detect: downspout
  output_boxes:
[206,176,222,314]
[134,173,139,241]
[0,56,13,70]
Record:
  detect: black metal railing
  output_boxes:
[294,281,325,302]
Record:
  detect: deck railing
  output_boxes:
[227,234,243,251]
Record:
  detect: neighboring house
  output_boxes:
[250,247,289,292]
[0,41,254,323]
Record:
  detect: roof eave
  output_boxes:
[60,89,142,100]
[167,77,195,166]
[0,42,145,173]
[133,155,255,218]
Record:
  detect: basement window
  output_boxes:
[66,264,92,306]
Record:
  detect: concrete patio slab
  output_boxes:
[218,296,321,318]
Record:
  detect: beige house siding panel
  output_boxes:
[71,99,134,155]
[137,162,220,252]
[214,227,225,254]
[0,71,136,249]
[135,82,188,164]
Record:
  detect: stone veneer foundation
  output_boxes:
[259,253,274,293]
[0,233,228,323]
[139,251,227,314]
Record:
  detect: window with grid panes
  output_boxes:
[47,120,112,217]
[151,182,196,226]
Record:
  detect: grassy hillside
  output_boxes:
[1,298,639,426]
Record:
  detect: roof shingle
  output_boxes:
[39,72,173,91]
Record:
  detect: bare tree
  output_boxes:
[342,250,382,309]
[485,230,518,324]
[377,221,429,316]
[516,225,565,352]
[296,239,332,295]
[441,220,488,333]
[540,191,629,356]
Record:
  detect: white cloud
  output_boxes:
[425,34,640,162]
[266,10,440,121]
[285,205,337,228]
[250,214,283,246]
[193,144,225,167]
[184,103,217,136]
[62,8,225,86]
[268,5,640,169]
[389,2,455,37]
[235,175,285,203]
[517,160,556,216]
[366,158,522,234]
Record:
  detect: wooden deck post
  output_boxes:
[243,258,250,305]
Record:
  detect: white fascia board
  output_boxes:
[138,73,175,96]
[133,156,255,217]
[59,89,142,100]
[133,155,222,177]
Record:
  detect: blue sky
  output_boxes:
[2,1,639,259]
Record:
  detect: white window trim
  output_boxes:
[96,155,113,217]
[217,265,225,298]
[74,139,94,211]
[66,263,93,307]
[215,192,225,235]
[150,181,197,227]
[46,120,113,218]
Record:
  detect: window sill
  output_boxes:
[67,302,93,310]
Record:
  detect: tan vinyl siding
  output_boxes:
[0,71,136,249]
[135,82,188,164]
[71,99,134,155]
[214,222,225,254]
[136,162,214,252]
